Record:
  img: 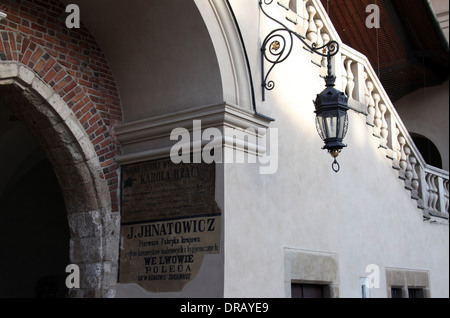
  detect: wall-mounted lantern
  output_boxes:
[259,0,349,172]
[314,74,349,172]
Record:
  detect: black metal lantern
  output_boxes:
[314,75,349,173]
[259,0,350,172]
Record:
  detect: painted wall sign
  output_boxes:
[118,159,221,292]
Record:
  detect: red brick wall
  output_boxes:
[0,0,122,212]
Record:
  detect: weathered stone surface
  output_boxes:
[103,211,121,262]
[70,237,104,264]
[31,77,53,100]
[62,183,100,213]
[48,93,72,121]
[46,143,87,166]
[67,210,103,238]
[18,65,34,85]
[0,63,19,79]
[82,262,104,290]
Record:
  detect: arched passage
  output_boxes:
[1,0,261,297]
[0,146,70,298]
[0,63,119,297]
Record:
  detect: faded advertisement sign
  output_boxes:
[119,159,221,292]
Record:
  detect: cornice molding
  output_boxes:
[115,103,273,165]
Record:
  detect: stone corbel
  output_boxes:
[0,12,7,21]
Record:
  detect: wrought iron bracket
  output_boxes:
[260,0,340,100]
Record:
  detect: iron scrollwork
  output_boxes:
[260,0,340,100]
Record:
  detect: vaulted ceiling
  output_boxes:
[322,0,449,103]
[60,0,223,123]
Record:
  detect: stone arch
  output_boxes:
[0,62,119,298]
[1,0,123,296]
[194,0,255,110]
[0,24,122,214]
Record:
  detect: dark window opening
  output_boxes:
[292,283,325,298]
[361,285,368,298]
[391,287,403,298]
[411,134,442,169]
[408,288,424,298]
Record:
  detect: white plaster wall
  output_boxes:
[395,80,449,171]
[222,91,450,298]
[222,0,449,298]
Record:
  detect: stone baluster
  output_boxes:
[404,145,413,190]
[415,155,428,213]
[341,55,348,94]
[363,72,369,105]
[436,176,448,215]
[444,179,449,213]
[352,62,366,104]
[301,0,309,37]
[426,173,439,212]
[310,18,324,66]
[397,133,407,180]
[409,154,420,200]
[320,32,330,77]
[379,102,388,148]
[384,111,399,164]
[390,124,401,169]
[315,18,324,48]
[366,79,375,126]
[372,92,381,137]
[345,59,355,100]
[321,31,330,47]
[306,4,317,43]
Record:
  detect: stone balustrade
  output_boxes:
[277,0,449,220]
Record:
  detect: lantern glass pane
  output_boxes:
[338,111,349,139]
[316,115,326,141]
[324,112,338,138]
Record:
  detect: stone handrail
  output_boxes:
[276,0,449,220]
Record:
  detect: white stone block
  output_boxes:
[65,113,89,142]
[48,93,72,121]
[0,63,18,79]
[31,77,53,100]
[19,65,36,86]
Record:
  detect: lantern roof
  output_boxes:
[314,77,349,113]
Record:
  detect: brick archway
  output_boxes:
[0,62,119,298]
[0,0,123,297]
